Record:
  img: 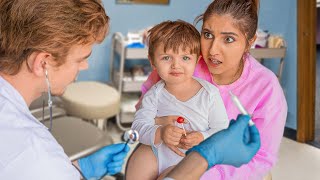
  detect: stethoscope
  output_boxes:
[44,69,140,179]
[44,69,53,131]
[44,70,140,141]
[74,130,139,180]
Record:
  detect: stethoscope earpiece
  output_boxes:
[44,69,53,131]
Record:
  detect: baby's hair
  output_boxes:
[147,20,200,64]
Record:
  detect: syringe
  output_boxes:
[229,91,255,126]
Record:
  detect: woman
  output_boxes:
[126,0,287,179]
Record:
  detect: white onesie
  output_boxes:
[131,77,229,174]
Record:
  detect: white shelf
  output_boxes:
[112,71,147,92]
[250,48,286,59]
[120,93,140,124]
[110,32,150,130]
[114,38,148,59]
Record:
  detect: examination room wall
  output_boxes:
[77,0,297,130]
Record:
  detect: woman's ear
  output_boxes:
[248,35,257,50]
[30,52,52,77]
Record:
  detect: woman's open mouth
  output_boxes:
[208,57,222,67]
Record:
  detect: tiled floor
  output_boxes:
[272,138,320,180]
[105,121,320,180]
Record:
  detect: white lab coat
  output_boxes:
[0,76,80,180]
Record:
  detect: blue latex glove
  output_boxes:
[78,143,130,179]
[186,114,260,169]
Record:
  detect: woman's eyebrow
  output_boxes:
[221,32,239,36]
[201,28,239,37]
[202,28,212,32]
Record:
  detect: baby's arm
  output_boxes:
[179,90,229,149]
[132,85,184,147]
[200,92,229,139]
[131,87,161,146]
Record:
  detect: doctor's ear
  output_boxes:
[30,52,53,77]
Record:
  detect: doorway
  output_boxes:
[297,0,316,143]
[315,3,320,146]
[316,42,320,145]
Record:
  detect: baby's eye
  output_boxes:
[182,56,190,61]
[203,32,213,39]
[225,36,235,43]
[162,56,170,61]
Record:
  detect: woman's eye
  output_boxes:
[182,56,190,61]
[203,32,213,39]
[225,37,235,43]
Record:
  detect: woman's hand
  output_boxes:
[180,131,204,148]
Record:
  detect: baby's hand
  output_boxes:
[160,125,185,157]
[160,124,185,146]
[180,131,204,148]
[167,144,185,157]
[177,141,192,150]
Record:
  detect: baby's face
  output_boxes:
[152,44,199,86]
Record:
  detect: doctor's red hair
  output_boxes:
[0,0,109,75]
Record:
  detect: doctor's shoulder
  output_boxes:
[0,98,65,169]
[0,107,35,172]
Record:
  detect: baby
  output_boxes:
[131,20,229,178]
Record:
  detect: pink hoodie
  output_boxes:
[139,54,287,179]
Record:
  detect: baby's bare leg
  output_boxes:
[156,165,176,180]
[125,144,158,180]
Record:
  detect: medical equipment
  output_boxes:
[122,129,139,145]
[229,91,255,126]
[126,31,145,48]
[44,69,53,131]
[98,130,139,180]
[176,117,187,136]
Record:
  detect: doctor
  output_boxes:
[0,0,260,180]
